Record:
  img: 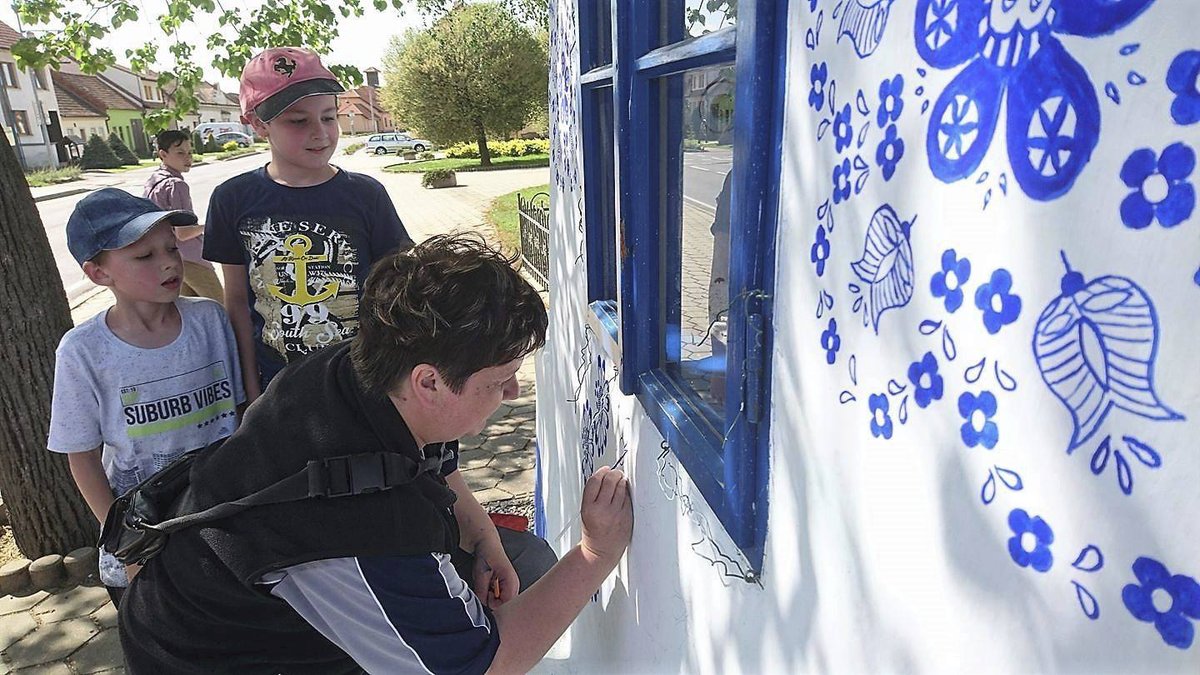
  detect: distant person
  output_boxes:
[204,47,413,402]
[143,129,223,302]
[119,234,632,673]
[47,188,245,605]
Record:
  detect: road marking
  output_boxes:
[684,196,717,214]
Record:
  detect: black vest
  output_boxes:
[118,343,459,674]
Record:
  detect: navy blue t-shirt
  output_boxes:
[204,166,413,385]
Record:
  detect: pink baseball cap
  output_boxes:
[239,47,345,123]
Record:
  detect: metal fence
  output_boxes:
[517,191,550,290]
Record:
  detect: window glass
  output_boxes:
[586,84,618,304]
[585,0,613,69]
[13,110,31,135]
[661,64,736,417]
[659,0,737,47]
[2,62,18,88]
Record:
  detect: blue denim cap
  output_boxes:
[67,188,198,264]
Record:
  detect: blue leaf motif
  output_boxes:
[839,390,857,404]
[1115,450,1133,495]
[1120,43,1140,56]
[919,319,942,335]
[1104,82,1121,104]
[1127,71,1146,86]
[1090,436,1111,473]
[898,396,909,424]
[887,379,906,396]
[837,0,896,58]
[851,204,915,333]
[994,362,1018,392]
[1071,544,1105,573]
[980,470,996,505]
[942,326,957,361]
[1033,255,1185,452]
[849,354,858,385]
[994,466,1023,491]
[1073,581,1101,620]
[965,357,986,383]
[856,88,870,116]
[1122,436,1162,468]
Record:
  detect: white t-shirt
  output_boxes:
[48,297,245,586]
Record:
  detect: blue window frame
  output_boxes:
[587,0,787,571]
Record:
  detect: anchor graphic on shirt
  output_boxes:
[267,234,340,305]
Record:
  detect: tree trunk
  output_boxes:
[0,132,95,557]
[474,120,491,167]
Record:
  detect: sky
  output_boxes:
[0,0,432,92]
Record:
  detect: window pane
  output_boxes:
[585,85,617,301]
[660,0,737,46]
[661,65,736,421]
[584,0,613,69]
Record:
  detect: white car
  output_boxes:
[214,131,253,148]
[366,133,432,154]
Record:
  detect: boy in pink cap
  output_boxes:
[203,47,413,402]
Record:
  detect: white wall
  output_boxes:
[538,1,1200,673]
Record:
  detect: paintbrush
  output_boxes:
[552,448,629,543]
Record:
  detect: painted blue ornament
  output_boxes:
[851,204,915,333]
[1032,253,1183,451]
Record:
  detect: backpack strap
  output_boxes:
[151,451,443,534]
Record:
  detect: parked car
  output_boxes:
[214,131,253,148]
[366,133,432,154]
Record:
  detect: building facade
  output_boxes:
[1,20,60,170]
[51,70,145,154]
[537,1,1200,673]
[337,84,394,135]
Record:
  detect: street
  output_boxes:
[682,146,732,213]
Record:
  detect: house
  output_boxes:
[51,71,145,154]
[536,2,1199,673]
[58,60,155,155]
[51,75,107,145]
[179,81,242,129]
[0,19,61,169]
[337,83,393,135]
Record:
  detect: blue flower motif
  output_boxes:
[809,62,828,111]
[820,318,840,365]
[808,0,818,11]
[1122,557,1200,649]
[869,393,893,439]
[1007,508,1053,573]
[915,0,1155,201]
[1119,143,1196,230]
[832,158,851,204]
[907,351,943,409]
[930,249,971,313]
[811,225,830,277]
[875,124,905,181]
[974,269,1021,335]
[1167,50,1200,126]
[958,390,998,449]
[876,75,904,128]
[833,103,853,153]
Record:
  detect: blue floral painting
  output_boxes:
[1122,557,1200,649]
[1166,50,1200,126]
[1119,143,1196,229]
[914,0,1156,200]
[975,269,1022,334]
[1007,508,1054,572]
[959,390,999,449]
[838,0,898,58]
[850,204,915,332]
[931,249,971,313]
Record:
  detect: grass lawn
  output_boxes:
[486,183,550,252]
[385,154,549,173]
[24,165,82,187]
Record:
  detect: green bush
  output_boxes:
[421,168,457,188]
[108,133,139,165]
[344,142,365,155]
[443,139,550,159]
[418,151,435,160]
[81,134,122,169]
[192,132,206,155]
[203,135,221,154]
[222,140,241,152]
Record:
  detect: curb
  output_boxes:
[32,186,92,203]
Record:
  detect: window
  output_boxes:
[31,68,47,90]
[588,0,786,569]
[1,62,18,88]
[12,110,31,136]
[579,0,619,341]
[144,84,153,100]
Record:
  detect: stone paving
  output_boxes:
[3,144,548,673]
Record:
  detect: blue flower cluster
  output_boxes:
[907,351,943,409]
[1119,143,1195,230]
[811,225,830,277]
[958,390,998,449]
[1007,508,1053,573]
[930,249,971,313]
[869,393,893,440]
[1167,50,1200,126]
[974,269,1022,334]
[820,318,840,365]
[1122,556,1200,649]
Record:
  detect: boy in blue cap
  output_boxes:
[47,188,246,605]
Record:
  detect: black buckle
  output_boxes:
[309,454,388,498]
